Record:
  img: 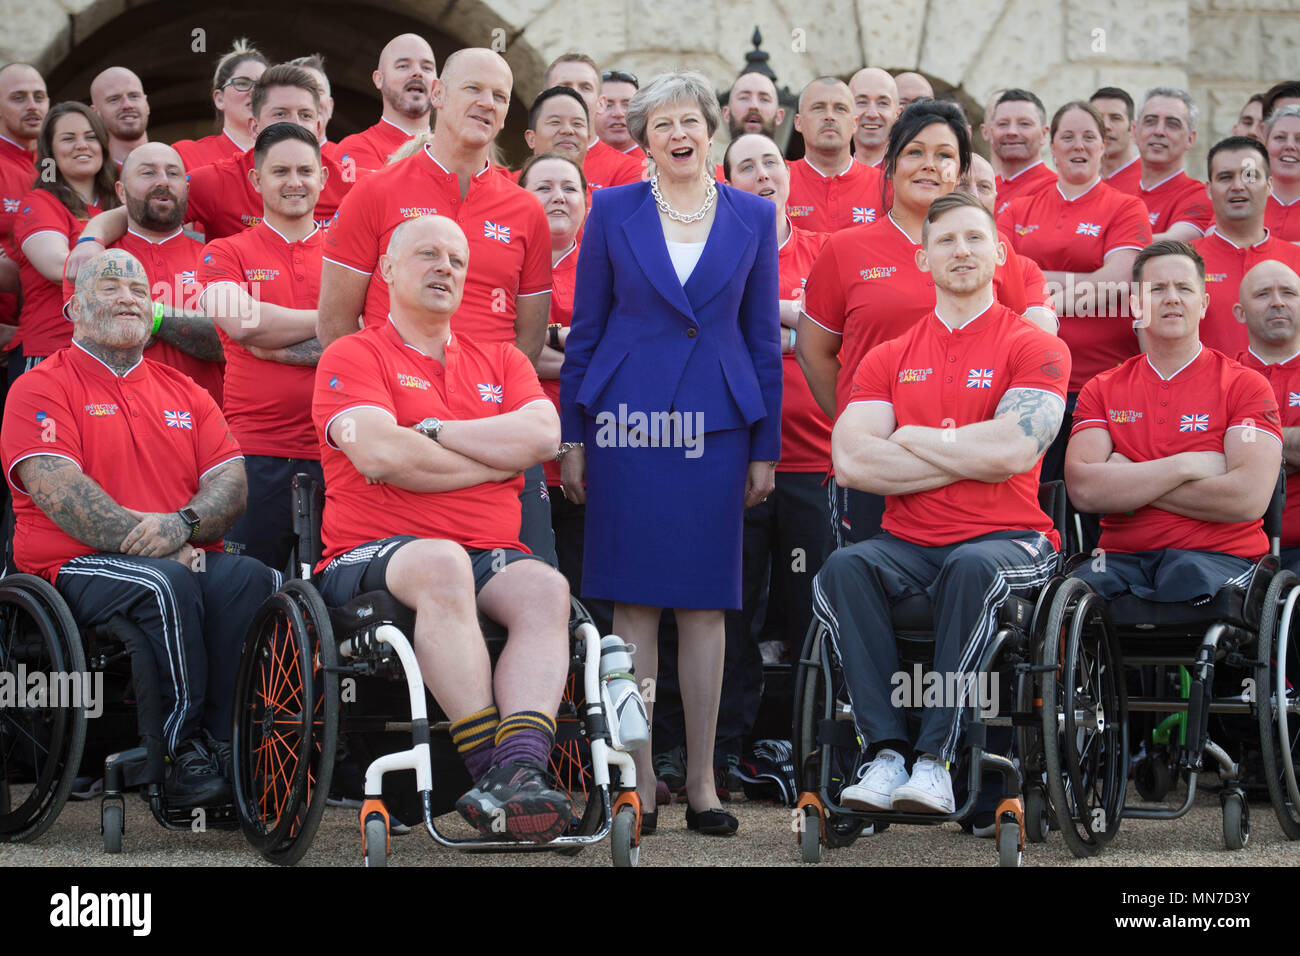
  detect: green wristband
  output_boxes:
[152,302,164,335]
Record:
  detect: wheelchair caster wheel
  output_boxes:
[1222,791,1249,851]
[997,820,1022,868]
[363,813,389,868]
[610,805,639,868]
[1135,756,1172,802]
[102,803,123,855]
[800,808,822,864]
[1025,786,1051,844]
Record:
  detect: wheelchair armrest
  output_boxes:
[1264,467,1286,545]
[291,473,326,577]
[1038,480,1067,545]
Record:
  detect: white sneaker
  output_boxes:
[840,750,909,811]
[891,756,955,813]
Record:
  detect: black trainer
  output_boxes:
[202,729,233,782]
[166,738,231,807]
[455,760,572,844]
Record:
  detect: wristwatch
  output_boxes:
[547,323,563,351]
[413,417,444,442]
[177,507,201,542]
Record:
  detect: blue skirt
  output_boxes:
[580,417,749,610]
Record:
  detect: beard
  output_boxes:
[383,78,430,119]
[125,188,185,232]
[728,111,776,140]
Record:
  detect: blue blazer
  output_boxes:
[559,181,783,460]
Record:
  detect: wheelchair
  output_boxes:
[1036,470,1300,856]
[792,481,1071,867]
[229,474,643,867]
[0,573,240,850]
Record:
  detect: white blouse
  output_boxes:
[664,239,706,285]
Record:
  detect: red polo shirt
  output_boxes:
[186,147,353,241]
[1192,230,1300,356]
[1237,346,1300,546]
[13,190,103,357]
[994,161,1057,216]
[786,157,885,233]
[999,178,1153,391]
[0,134,37,326]
[172,130,244,172]
[778,223,833,472]
[1123,169,1213,236]
[541,241,577,486]
[323,145,552,344]
[1266,192,1300,243]
[337,118,424,175]
[801,214,1041,416]
[1071,347,1281,558]
[848,300,1069,547]
[1103,155,1142,195]
[200,221,323,458]
[312,320,550,568]
[583,139,642,190]
[104,229,224,404]
[1,341,242,581]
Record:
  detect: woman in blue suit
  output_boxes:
[559,71,782,835]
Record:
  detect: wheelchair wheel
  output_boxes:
[1256,570,1300,839]
[1134,754,1173,803]
[610,804,639,868]
[800,807,822,864]
[0,575,88,843]
[1221,790,1249,851]
[793,621,822,794]
[997,820,1021,868]
[1024,785,1051,843]
[232,580,339,865]
[551,598,602,852]
[1040,577,1127,858]
[102,801,123,854]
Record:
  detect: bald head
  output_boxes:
[71,250,152,351]
[439,48,511,91]
[961,152,998,214]
[381,215,470,319]
[0,63,48,146]
[433,49,513,149]
[849,67,899,162]
[90,66,148,157]
[1235,259,1300,352]
[375,33,436,121]
[895,71,934,108]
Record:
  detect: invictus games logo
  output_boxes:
[396,373,430,390]
[244,268,280,282]
[83,403,120,417]
[859,265,898,281]
[400,206,438,219]
[1014,224,1039,237]
[787,204,814,218]
[1108,409,1143,423]
[897,367,933,383]
[240,213,262,227]
[1206,273,1228,284]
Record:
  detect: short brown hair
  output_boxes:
[251,65,320,122]
[543,53,600,91]
[1132,239,1205,287]
[920,191,996,246]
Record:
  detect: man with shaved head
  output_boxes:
[849,67,898,168]
[0,63,48,333]
[314,214,573,842]
[1,247,279,807]
[787,76,884,232]
[1234,259,1300,573]
[322,48,555,563]
[336,34,435,174]
[90,66,149,165]
[895,71,934,110]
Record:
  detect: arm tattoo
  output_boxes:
[17,456,138,551]
[157,312,225,362]
[258,337,323,367]
[996,388,1066,455]
[186,460,247,541]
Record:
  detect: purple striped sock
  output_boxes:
[491,727,552,768]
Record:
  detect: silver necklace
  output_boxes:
[651,174,716,223]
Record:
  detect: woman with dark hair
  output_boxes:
[799,100,1047,546]
[997,100,1152,486]
[10,102,120,382]
[172,38,269,171]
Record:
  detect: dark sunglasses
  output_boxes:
[601,70,639,89]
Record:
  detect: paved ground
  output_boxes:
[2,779,1297,868]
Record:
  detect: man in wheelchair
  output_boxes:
[1065,241,1283,604]
[312,215,573,843]
[811,193,1069,815]
[1233,259,1300,573]
[0,250,281,807]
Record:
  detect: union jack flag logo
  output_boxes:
[1076,222,1100,237]
[477,383,503,403]
[966,368,994,388]
[852,206,876,224]
[1179,414,1208,432]
[164,410,193,429]
[484,220,511,243]
[1148,212,1160,227]
[179,270,196,284]
[1290,392,1300,407]
[3,199,18,213]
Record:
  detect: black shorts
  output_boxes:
[319,535,545,607]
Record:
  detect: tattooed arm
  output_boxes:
[16,455,142,552]
[245,337,323,367]
[154,309,225,362]
[183,458,247,541]
[892,388,1066,483]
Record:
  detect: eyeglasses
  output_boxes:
[602,70,639,89]
[222,77,256,93]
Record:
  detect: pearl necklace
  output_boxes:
[651,175,717,224]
